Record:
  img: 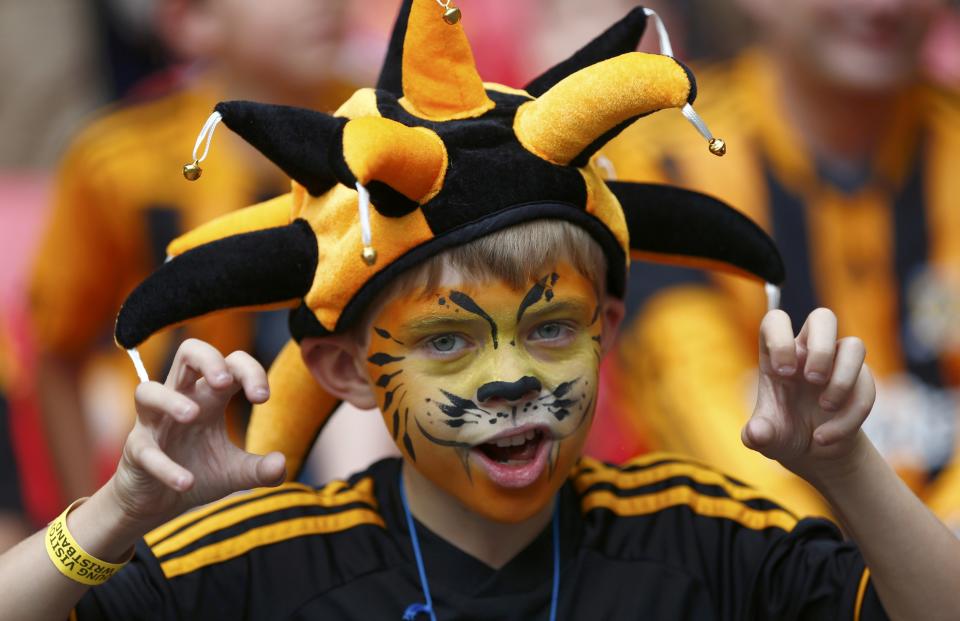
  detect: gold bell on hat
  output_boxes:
[442,5,461,24]
[362,246,378,266]
[182,160,202,180]
[708,138,727,157]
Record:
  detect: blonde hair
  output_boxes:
[355,220,607,336]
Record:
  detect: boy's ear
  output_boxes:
[300,336,378,411]
[600,297,626,357]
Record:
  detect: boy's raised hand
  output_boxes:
[742,308,960,619]
[109,339,286,527]
[743,308,877,477]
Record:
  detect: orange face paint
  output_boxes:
[364,262,603,522]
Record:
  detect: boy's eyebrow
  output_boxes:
[400,315,488,333]
[398,297,595,333]
[518,298,593,322]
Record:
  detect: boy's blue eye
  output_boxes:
[428,334,464,353]
[531,322,569,341]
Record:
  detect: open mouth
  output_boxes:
[471,428,551,488]
[477,429,545,464]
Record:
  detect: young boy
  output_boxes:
[2,1,958,618]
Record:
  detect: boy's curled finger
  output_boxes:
[137,444,195,492]
[799,308,838,384]
[760,310,797,376]
[818,337,866,411]
[135,381,199,424]
[167,338,232,391]
[813,365,876,446]
[224,350,270,403]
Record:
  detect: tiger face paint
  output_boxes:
[364,262,604,523]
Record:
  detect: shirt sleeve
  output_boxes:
[746,518,888,621]
[74,540,178,621]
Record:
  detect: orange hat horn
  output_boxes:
[395,0,494,120]
[514,52,696,167]
[336,117,448,216]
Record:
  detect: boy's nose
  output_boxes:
[476,376,542,403]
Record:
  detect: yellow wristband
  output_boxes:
[45,498,132,586]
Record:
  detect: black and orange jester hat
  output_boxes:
[115,0,785,477]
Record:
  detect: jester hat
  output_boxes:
[115,1,784,477]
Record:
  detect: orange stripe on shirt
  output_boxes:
[151,478,377,558]
[144,483,314,547]
[159,510,385,579]
[580,486,797,532]
[854,567,871,621]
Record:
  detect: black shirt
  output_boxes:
[75,455,887,620]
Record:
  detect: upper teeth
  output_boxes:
[493,429,537,448]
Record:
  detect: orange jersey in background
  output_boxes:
[29,73,354,459]
[596,50,960,525]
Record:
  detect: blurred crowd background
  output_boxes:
[1,0,959,552]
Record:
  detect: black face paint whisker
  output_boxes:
[382,383,404,412]
[548,441,561,478]
[402,408,416,461]
[444,418,478,428]
[373,326,405,345]
[456,448,473,483]
[449,290,499,349]
[376,369,403,388]
[573,396,594,433]
[535,378,580,402]
[589,304,601,326]
[438,389,492,419]
[534,378,584,421]
[552,379,578,398]
[415,419,473,449]
[368,352,405,366]
[552,396,594,439]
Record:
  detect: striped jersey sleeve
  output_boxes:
[572,454,889,620]
[74,478,386,620]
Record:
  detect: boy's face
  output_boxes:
[364,262,605,523]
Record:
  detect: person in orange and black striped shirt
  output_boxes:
[29,0,356,503]
[4,4,959,618]
[24,241,949,621]
[71,453,886,619]
[597,0,960,526]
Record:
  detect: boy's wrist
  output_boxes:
[785,432,875,493]
[64,481,155,563]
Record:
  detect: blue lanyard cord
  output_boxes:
[398,471,562,621]
[549,504,560,621]
[400,472,438,621]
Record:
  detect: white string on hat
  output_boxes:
[183,111,223,180]
[356,181,378,266]
[126,348,150,384]
[642,8,726,157]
